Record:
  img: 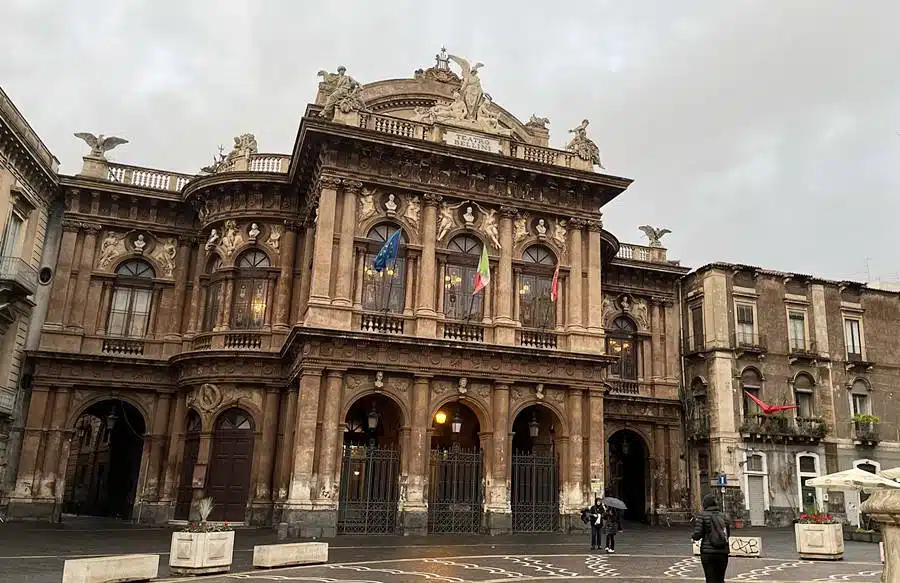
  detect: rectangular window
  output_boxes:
[0,212,24,257]
[231,278,268,329]
[443,264,483,321]
[789,311,807,351]
[852,393,869,416]
[795,391,814,418]
[844,319,862,360]
[362,256,406,314]
[202,281,222,331]
[736,304,754,345]
[746,455,763,473]
[519,273,555,328]
[690,305,704,349]
[107,287,152,337]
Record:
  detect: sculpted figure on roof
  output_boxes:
[318,66,365,120]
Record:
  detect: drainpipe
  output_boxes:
[678,276,693,513]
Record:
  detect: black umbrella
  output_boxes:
[602,496,627,510]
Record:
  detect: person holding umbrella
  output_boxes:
[601,496,627,553]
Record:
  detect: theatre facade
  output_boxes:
[7,51,689,535]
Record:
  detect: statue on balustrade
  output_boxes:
[317,66,365,120]
[638,225,671,248]
[449,54,485,121]
[566,119,604,169]
[74,132,129,159]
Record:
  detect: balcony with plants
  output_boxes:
[852,414,880,446]
[740,413,827,443]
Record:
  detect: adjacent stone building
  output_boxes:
[683,263,900,526]
[0,87,60,497]
[4,51,689,533]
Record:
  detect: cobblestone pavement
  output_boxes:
[0,518,883,583]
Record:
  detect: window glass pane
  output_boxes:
[691,306,704,346]
[131,289,152,314]
[519,273,554,328]
[443,264,482,320]
[801,479,817,511]
[203,282,221,331]
[852,393,869,416]
[789,312,806,349]
[795,392,813,418]
[362,255,405,314]
[111,289,131,311]
[250,279,268,328]
[746,455,763,472]
[1,213,23,257]
[845,319,861,355]
[743,387,760,417]
[799,456,817,473]
[231,279,251,329]
[107,309,126,336]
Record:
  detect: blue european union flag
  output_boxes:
[373,228,402,272]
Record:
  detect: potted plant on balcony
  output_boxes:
[795,511,843,560]
[852,414,879,441]
[169,497,235,575]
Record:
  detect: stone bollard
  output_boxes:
[860,490,900,583]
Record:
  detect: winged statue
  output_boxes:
[74,133,129,159]
[447,54,485,120]
[638,225,671,248]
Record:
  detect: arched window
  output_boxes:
[741,368,762,419]
[362,224,406,314]
[794,373,815,419]
[216,408,254,430]
[607,316,637,379]
[443,235,485,321]
[231,250,271,329]
[202,255,223,331]
[519,245,557,329]
[107,259,155,337]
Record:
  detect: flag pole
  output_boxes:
[382,252,401,314]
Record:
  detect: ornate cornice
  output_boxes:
[423,193,443,206]
[83,223,103,235]
[500,205,518,218]
[317,175,343,190]
[342,179,363,194]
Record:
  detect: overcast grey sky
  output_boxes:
[3,1,899,281]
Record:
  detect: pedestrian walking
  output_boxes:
[692,493,730,583]
[603,505,620,553]
[586,498,605,550]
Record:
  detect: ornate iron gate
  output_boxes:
[337,444,401,534]
[428,446,483,534]
[511,451,559,533]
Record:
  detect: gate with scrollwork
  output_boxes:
[427,446,483,533]
[337,444,401,534]
[511,451,560,533]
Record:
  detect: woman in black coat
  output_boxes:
[603,506,620,552]
[587,498,604,550]
[692,493,730,583]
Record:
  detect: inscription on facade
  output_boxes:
[442,130,502,154]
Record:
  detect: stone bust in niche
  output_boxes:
[463,206,475,228]
[536,218,548,238]
[133,234,146,254]
[248,222,260,243]
[384,194,398,217]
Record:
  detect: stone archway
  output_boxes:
[337,393,404,534]
[510,404,562,533]
[428,400,483,533]
[607,429,649,522]
[63,399,146,519]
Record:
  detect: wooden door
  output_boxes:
[174,413,202,520]
[207,409,254,522]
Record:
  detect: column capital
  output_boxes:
[342,180,363,194]
[299,366,326,378]
[326,368,347,379]
[499,205,518,219]
[413,373,434,380]
[586,219,604,232]
[568,218,587,230]
[83,223,103,235]
[178,234,199,246]
[62,219,83,233]
[423,193,443,206]
[317,175,343,190]
[493,380,515,388]
[284,219,302,232]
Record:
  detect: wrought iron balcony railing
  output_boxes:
[740,414,827,441]
[733,331,767,353]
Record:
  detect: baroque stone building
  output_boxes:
[683,263,900,527]
[4,51,689,534]
[0,87,60,495]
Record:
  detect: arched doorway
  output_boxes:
[207,408,255,522]
[511,404,561,533]
[607,429,648,522]
[63,399,145,519]
[337,393,403,534]
[174,410,202,520]
[428,400,483,533]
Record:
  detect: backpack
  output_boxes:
[706,513,729,549]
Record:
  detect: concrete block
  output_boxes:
[62,554,159,583]
[692,536,762,557]
[253,542,328,568]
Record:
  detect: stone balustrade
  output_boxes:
[105,153,289,193]
[616,243,668,264]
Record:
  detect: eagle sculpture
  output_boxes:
[74,133,129,159]
[638,225,671,248]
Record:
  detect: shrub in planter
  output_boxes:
[169,497,235,576]
[795,513,843,560]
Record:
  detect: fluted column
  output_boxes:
[187,242,207,335]
[650,298,664,379]
[495,207,516,344]
[295,221,315,325]
[287,367,324,505]
[333,181,360,308]
[566,219,585,332]
[68,223,101,329]
[316,370,344,506]
[588,391,605,498]
[165,237,193,339]
[566,389,585,511]
[307,176,341,307]
[487,381,511,534]
[45,221,81,327]
[403,254,416,316]
[273,221,299,330]
[415,194,441,336]
[585,220,604,335]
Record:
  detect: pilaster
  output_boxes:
[273,221,299,331]
[415,193,440,337]
[304,176,342,328]
[494,206,517,344]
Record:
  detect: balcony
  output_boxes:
[854,417,880,446]
[740,414,827,443]
[607,379,639,395]
[733,331,767,355]
[789,341,819,364]
[687,415,710,441]
[615,243,669,264]
[846,352,875,372]
[519,328,558,349]
[101,338,145,356]
[0,256,38,297]
[360,312,405,335]
[442,321,485,342]
[224,332,263,350]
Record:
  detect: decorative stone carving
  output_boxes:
[632,298,650,330]
[619,295,632,313]
[602,296,617,327]
[317,66,365,120]
[457,377,468,395]
[535,384,545,400]
[450,54,485,121]
[267,224,282,254]
[151,237,177,278]
[526,115,550,130]
[97,231,126,270]
[219,220,242,257]
[225,134,258,167]
[187,383,223,414]
[414,47,461,84]
[384,194,398,216]
[551,219,567,255]
[248,223,260,243]
[73,132,128,159]
[482,208,501,250]
[133,234,146,254]
[566,119,603,168]
[514,214,529,244]
[403,196,421,227]
[205,229,219,252]
[437,202,456,242]
[462,206,476,228]
[639,225,671,248]
[431,379,453,396]
[374,371,384,390]
[536,218,548,238]
[358,188,377,223]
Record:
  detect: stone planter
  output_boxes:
[795,523,844,560]
[169,531,235,575]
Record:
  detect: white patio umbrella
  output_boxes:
[879,467,900,481]
[806,468,900,491]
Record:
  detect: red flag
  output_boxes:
[550,263,560,302]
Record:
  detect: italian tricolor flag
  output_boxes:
[472,245,490,294]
